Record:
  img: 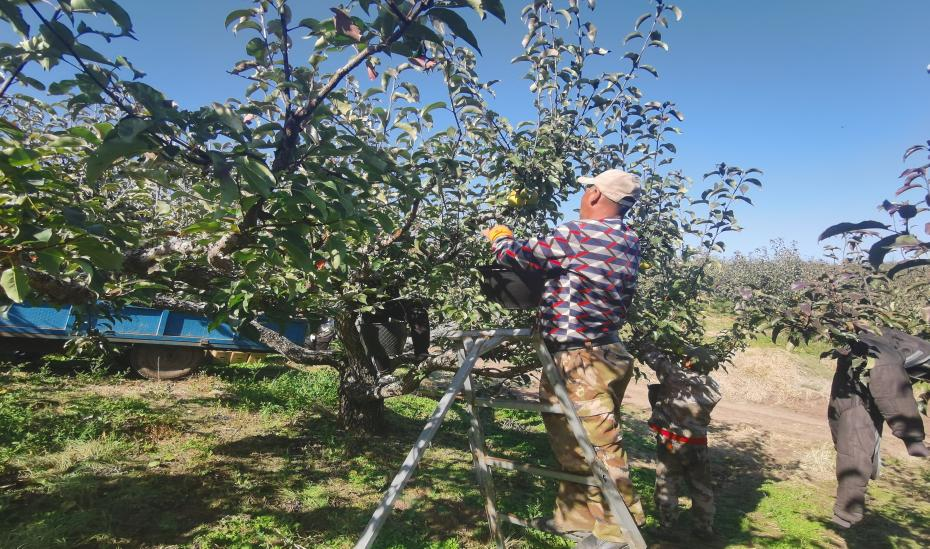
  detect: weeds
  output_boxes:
[207,361,339,416]
[0,379,178,472]
[190,514,303,548]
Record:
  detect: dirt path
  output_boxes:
[622,377,930,462]
[624,379,829,442]
[481,348,929,466]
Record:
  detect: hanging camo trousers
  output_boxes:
[539,341,645,542]
[653,437,715,534]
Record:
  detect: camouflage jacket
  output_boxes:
[644,351,722,443]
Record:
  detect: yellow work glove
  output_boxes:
[486,224,513,243]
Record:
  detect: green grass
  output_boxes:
[0,354,928,548]
[205,360,341,416]
[0,368,179,470]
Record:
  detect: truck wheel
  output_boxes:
[130,345,204,380]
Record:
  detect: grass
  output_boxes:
[0,352,928,548]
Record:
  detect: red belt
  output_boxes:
[649,423,707,446]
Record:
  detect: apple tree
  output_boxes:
[0,0,767,432]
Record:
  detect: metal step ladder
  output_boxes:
[354,328,646,549]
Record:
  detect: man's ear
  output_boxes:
[588,187,601,205]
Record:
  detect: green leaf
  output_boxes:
[216,169,239,205]
[649,40,669,51]
[72,0,133,34]
[45,79,73,97]
[4,147,39,167]
[246,37,267,58]
[0,119,24,140]
[0,3,29,36]
[421,101,447,116]
[236,157,275,198]
[36,249,64,273]
[584,22,597,42]
[429,8,481,53]
[225,8,254,28]
[0,267,30,303]
[464,0,484,19]
[867,233,902,268]
[212,103,244,133]
[888,259,930,278]
[124,82,171,117]
[359,149,388,173]
[394,122,418,141]
[406,22,443,45]
[114,55,145,78]
[483,0,506,22]
[40,21,76,50]
[73,41,115,65]
[282,230,313,270]
[818,220,889,241]
[85,118,154,183]
[75,238,124,271]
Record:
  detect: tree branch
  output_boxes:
[25,1,211,167]
[123,237,200,275]
[0,58,30,100]
[249,319,339,366]
[151,295,211,315]
[271,0,428,172]
[276,1,293,116]
[206,231,252,273]
[385,0,409,23]
[22,266,97,305]
[378,194,423,251]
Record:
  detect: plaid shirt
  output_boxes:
[492,217,640,343]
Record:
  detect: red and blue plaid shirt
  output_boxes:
[492,217,640,343]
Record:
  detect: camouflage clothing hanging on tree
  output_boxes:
[829,327,930,528]
[641,346,721,537]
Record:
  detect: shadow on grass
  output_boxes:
[0,407,484,548]
[829,511,930,549]
[4,360,926,548]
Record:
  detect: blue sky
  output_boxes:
[8,1,930,257]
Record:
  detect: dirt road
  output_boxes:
[622,375,930,462]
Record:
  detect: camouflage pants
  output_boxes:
[654,437,715,533]
[540,342,645,541]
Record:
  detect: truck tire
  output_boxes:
[130,345,204,380]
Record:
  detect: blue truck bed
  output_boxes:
[0,303,308,352]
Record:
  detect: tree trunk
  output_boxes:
[335,311,386,432]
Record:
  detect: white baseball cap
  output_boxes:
[578,169,641,204]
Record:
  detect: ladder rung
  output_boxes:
[473,397,563,415]
[486,456,598,486]
[500,512,534,530]
[499,514,586,541]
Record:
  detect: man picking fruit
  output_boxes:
[483,169,642,549]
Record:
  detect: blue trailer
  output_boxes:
[0,303,317,379]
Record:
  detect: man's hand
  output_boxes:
[484,225,513,243]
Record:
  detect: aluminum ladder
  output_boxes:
[354,328,646,549]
